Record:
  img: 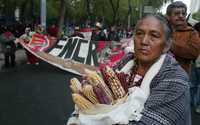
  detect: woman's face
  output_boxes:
[134,16,165,65]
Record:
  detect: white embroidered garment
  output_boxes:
[77,54,166,125]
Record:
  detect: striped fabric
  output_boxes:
[128,54,191,125]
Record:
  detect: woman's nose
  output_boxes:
[141,35,149,45]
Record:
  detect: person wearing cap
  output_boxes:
[91,22,107,41]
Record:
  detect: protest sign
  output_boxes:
[19,33,132,75]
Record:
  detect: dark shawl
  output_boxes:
[129,54,191,125]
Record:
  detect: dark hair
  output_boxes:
[135,14,172,53]
[166,1,187,16]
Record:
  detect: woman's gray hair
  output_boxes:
[134,14,172,53]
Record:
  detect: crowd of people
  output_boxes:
[67,22,134,42]
[0,22,60,68]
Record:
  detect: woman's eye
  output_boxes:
[136,31,143,36]
[151,33,160,38]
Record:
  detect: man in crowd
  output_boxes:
[166,1,200,75]
[0,26,16,68]
[91,22,107,41]
[47,23,58,37]
[108,25,120,42]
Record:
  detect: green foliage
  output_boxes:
[192,11,200,21]
[0,0,171,26]
[47,0,59,21]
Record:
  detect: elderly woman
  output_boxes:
[67,14,191,125]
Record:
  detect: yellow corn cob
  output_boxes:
[82,84,99,104]
[72,93,94,110]
[70,78,82,93]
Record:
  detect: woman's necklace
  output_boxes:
[128,65,144,88]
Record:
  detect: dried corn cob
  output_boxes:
[101,66,126,99]
[93,84,113,104]
[84,69,114,103]
[116,72,129,93]
[72,93,94,110]
[70,78,82,93]
[82,84,99,104]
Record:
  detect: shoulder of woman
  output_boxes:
[152,55,189,86]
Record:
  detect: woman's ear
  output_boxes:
[162,39,172,53]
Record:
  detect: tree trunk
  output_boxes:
[85,0,92,22]
[20,0,28,21]
[58,0,66,38]
[109,0,120,24]
[30,0,35,21]
[127,0,132,28]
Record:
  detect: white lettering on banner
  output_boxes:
[79,41,90,64]
[49,40,68,56]
[70,37,79,59]
[48,37,98,66]
[81,32,92,41]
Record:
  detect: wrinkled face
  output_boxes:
[134,16,165,65]
[167,8,187,29]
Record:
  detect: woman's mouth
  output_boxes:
[138,48,150,55]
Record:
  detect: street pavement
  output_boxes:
[0,49,200,125]
[0,49,77,125]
